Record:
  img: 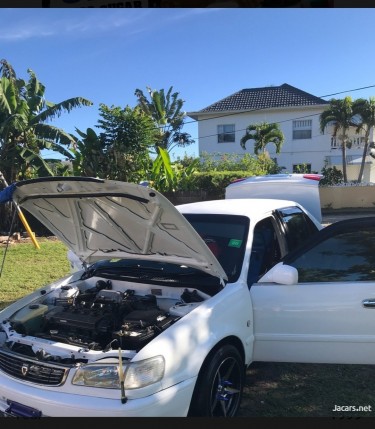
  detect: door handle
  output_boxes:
[362,298,375,308]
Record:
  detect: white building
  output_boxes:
[187,83,375,182]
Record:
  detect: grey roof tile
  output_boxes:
[198,83,329,113]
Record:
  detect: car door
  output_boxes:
[275,206,322,252]
[250,217,375,365]
[247,207,320,286]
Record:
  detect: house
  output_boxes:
[187,83,375,182]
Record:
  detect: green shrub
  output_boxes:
[320,165,344,186]
[198,151,280,174]
[193,171,254,198]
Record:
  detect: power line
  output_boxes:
[183,83,375,142]
[319,84,375,98]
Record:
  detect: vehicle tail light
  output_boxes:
[230,178,247,184]
[303,174,322,181]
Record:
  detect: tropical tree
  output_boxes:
[71,127,109,178]
[320,96,354,183]
[134,86,194,153]
[0,59,93,184]
[240,121,284,155]
[72,104,156,183]
[352,97,375,183]
[145,147,199,193]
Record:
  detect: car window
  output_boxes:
[286,227,375,282]
[248,217,282,286]
[277,206,319,253]
[183,214,249,283]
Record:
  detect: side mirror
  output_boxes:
[257,262,298,285]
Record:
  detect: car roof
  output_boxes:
[225,173,322,223]
[176,198,301,217]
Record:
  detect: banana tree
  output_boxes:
[71,127,109,178]
[148,147,199,193]
[134,86,194,152]
[0,59,93,183]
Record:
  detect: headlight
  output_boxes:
[72,356,165,389]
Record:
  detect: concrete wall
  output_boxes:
[328,161,375,183]
[319,185,375,209]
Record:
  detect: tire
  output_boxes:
[188,344,245,417]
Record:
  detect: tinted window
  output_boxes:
[277,207,318,252]
[248,217,281,285]
[183,214,249,283]
[287,227,375,282]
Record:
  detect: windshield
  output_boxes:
[182,214,249,283]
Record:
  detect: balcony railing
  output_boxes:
[331,137,367,150]
[325,154,371,166]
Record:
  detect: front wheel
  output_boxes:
[189,344,245,417]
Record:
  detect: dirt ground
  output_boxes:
[0,234,59,246]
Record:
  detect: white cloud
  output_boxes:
[0,9,153,41]
[0,8,222,42]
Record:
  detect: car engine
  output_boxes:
[4,279,204,356]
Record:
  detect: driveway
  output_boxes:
[322,209,375,226]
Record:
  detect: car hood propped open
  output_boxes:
[1,177,228,282]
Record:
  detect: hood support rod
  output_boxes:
[0,172,40,250]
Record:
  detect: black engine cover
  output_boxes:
[44,306,113,334]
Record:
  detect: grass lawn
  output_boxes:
[0,238,70,309]
[239,361,375,417]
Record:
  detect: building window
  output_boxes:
[218,124,235,143]
[293,163,311,173]
[331,137,338,148]
[293,120,312,140]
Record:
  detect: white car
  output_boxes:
[0,175,347,417]
[225,173,323,223]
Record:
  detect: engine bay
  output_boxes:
[0,276,207,364]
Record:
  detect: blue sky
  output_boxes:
[2,7,375,160]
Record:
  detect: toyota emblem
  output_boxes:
[21,364,29,376]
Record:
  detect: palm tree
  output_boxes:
[0,59,93,183]
[320,96,354,183]
[352,97,375,183]
[240,121,284,155]
[134,86,194,153]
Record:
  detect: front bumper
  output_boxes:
[0,374,196,417]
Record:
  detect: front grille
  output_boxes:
[0,349,69,386]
